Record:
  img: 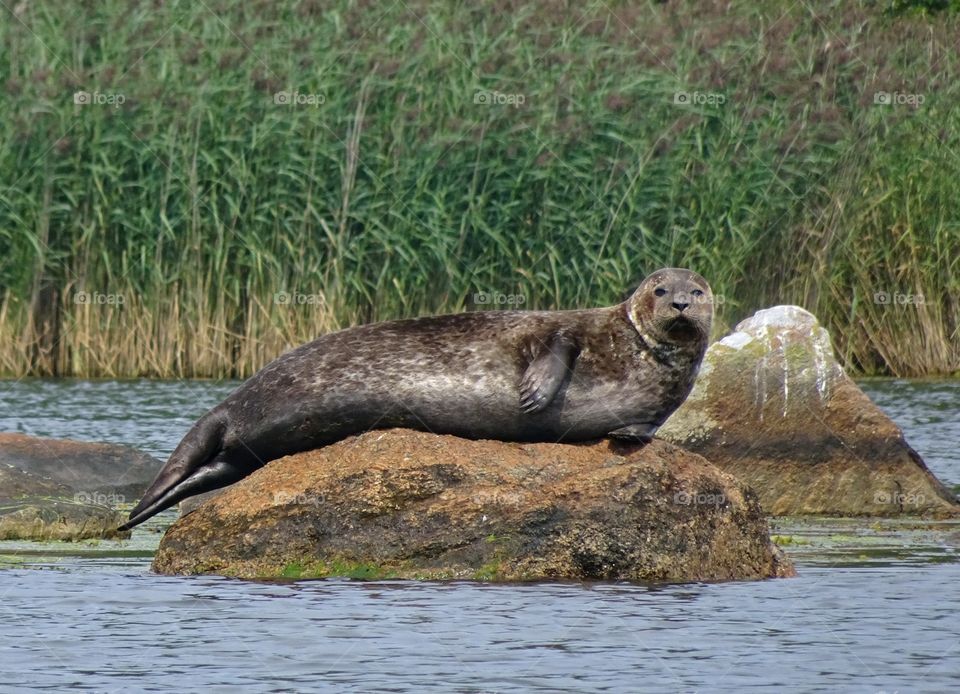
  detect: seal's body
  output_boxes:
[122,268,712,529]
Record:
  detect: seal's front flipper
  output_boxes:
[607,423,657,443]
[519,333,579,414]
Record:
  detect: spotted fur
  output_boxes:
[122,268,713,529]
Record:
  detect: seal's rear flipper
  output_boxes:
[120,414,234,530]
[119,455,252,530]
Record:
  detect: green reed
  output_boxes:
[0,0,957,378]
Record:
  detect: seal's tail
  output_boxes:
[120,414,235,530]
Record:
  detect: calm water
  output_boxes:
[1,378,959,692]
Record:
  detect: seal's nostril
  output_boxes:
[673,302,689,312]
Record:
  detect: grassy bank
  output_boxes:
[1,0,958,378]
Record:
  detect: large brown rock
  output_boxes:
[660,306,959,517]
[153,428,794,582]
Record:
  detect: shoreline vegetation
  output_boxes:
[1,1,958,379]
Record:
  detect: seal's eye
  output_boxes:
[691,289,704,297]
[654,288,667,297]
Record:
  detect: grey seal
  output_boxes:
[122,267,713,529]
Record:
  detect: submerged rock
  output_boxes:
[153,428,794,582]
[0,433,160,540]
[659,306,959,517]
[0,498,128,541]
[0,464,72,498]
[0,462,128,540]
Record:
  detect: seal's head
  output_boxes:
[627,268,713,346]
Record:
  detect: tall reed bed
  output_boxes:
[0,0,957,377]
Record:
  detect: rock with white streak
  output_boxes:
[659,306,959,517]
